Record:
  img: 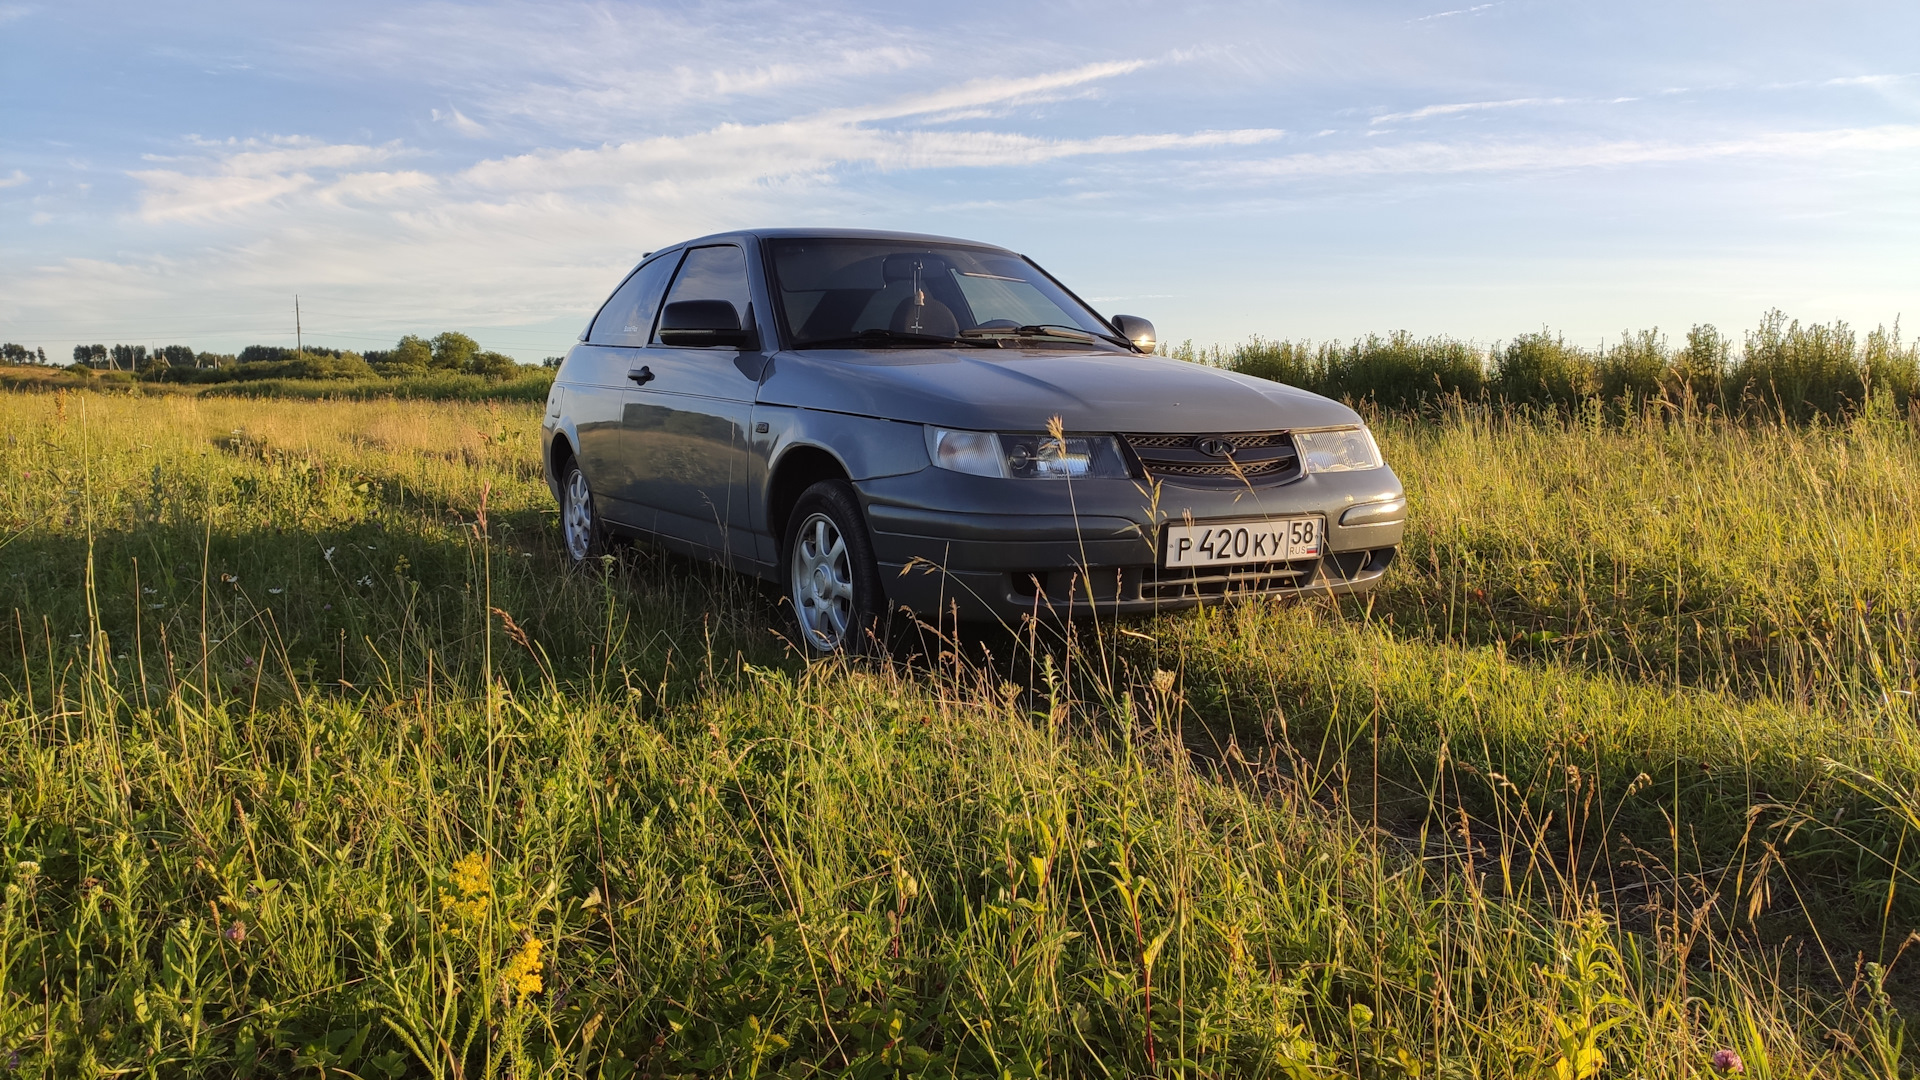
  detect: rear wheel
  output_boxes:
[784,481,887,654]
[559,457,609,564]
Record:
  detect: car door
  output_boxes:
[569,250,681,526]
[624,243,763,563]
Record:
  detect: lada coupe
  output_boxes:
[541,229,1405,653]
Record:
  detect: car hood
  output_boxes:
[757,347,1361,433]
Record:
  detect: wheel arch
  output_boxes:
[549,430,577,471]
[546,427,578,501]
[766,443,853,549]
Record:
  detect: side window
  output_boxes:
[655,245,752,342]
[589,253,681,346]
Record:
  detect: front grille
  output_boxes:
[1138,559,1317,601]
[1121,430,1299,486]
[1008,548,1396,607]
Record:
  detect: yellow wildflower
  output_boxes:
[451,852,490,897]
[440,852,492,925]
[502,936,544,1003]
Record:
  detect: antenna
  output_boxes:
[295,295,303,353]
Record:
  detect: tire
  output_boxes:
[783,480,888,655]
[558,456,610,565]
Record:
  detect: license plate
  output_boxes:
[1164,517,1322,568]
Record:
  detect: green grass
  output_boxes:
[0,390,1916,1077]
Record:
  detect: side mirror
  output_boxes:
[1111,314,1155,352]
[659,300,750,348]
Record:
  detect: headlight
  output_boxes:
[1293,426,1382,474]
[925,427,1132,479]
[925,427,1003,477]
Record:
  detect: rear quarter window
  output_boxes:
[589,253,680,346]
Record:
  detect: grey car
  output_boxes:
[541,229,1405,653]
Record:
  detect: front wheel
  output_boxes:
[784,481,888,655]
[559,457,610,564]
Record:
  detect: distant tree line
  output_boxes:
[57,332,536,384]
[1,344,49,365]
[1189,310,1920,423]
[66,344,217,371]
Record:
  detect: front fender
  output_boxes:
[748,407,928,565]
[758,407,928,482]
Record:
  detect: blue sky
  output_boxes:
[3,0,1917,362]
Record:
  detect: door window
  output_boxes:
[589,253,681,346]
[655,245,753,342]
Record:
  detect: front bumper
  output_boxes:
[858,465,1405,621]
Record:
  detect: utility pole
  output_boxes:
[295,295,303,354]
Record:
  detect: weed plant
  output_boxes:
[0,391,1915,1077]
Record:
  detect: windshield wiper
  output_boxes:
[794,328,999,350]
[960,323,1129,347]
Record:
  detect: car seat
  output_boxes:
[881,253,959,337]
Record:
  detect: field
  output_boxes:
[1,388,1917,1078]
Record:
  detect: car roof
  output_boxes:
[660,227,1018,254]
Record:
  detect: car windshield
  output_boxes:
[766,238,1122,349]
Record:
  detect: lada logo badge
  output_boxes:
[1195,436,1235,458]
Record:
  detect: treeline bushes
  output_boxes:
[69,343,223,371]
[69,331,535,385]
[1187,310,1920,421]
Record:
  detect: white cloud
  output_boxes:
[298,3,940,143]
[319,170,439,205]
[1218,124,1920,180]
[694,47,929,99]
[0,169,28,188]
[1371,97,1567,124]
[432,108,488,137]
[1370,96,1639,125]
[131,138,403,221]
[1413,3,1497,22]
[456,58,1254,195]
[460,117,1279,195]
[1824,73,1918,87]
[839,60,1156,124]
[130,170,317,222]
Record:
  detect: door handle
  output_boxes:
[627,366,654,386]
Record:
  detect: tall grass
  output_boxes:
[1176,310,1920,420]
[1,391,1916,1076]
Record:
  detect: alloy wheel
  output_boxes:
[563,467,595,562]
[790,511,854,651]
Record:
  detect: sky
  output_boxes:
[2,0,1917,363]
